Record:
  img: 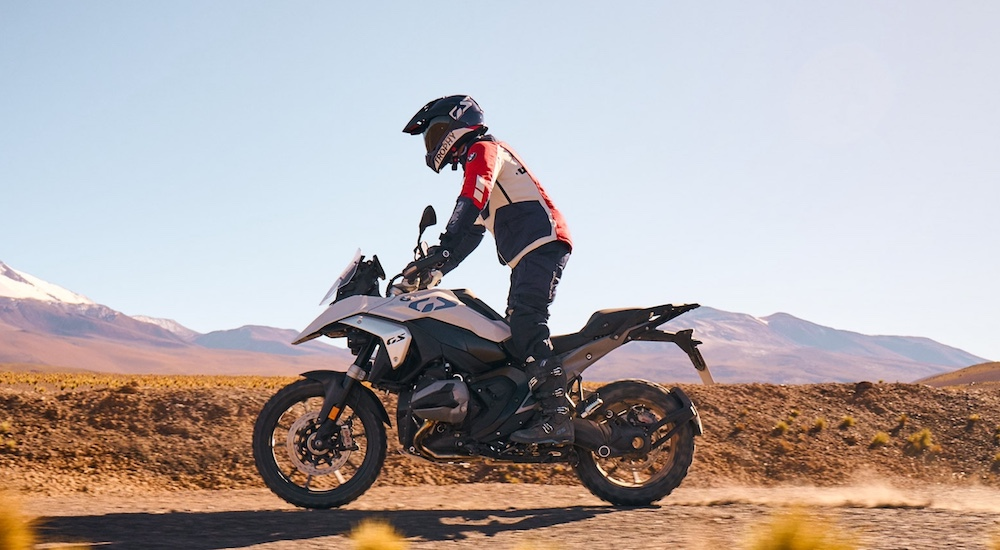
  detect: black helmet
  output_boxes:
[403,95,487,172]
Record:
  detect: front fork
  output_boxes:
[312,339,377,450]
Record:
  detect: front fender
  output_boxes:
[301,370,391,427]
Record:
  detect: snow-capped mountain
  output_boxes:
[132,315,201,341]
[0,260,352,375]
[0,261,93,304]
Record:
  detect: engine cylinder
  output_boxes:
[409,379,470,424]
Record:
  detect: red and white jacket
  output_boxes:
[457,138,572,268]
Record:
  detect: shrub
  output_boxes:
[0,492,34,550]
[0,421,11,435]
[810,418,828,434]
[838,416,856,429]
[905,428,941,454]
[869,432,891,448]
[747,508,856,550]
[348,519,408,550]
[992,452,1000,472]
[896,413,909,427]
[773,421,791,436]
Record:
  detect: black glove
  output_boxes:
[402,260,421,282]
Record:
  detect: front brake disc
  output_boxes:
[286,411,352,476]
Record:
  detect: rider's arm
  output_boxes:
[436,141,497,274]
[437,197,485,274]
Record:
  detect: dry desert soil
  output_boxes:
[2,371,1000,549]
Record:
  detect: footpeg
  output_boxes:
[577,394,604,418]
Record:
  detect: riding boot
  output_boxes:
[510,358,575,445]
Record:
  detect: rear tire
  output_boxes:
[252,379,386,509]
[574,379,695,506]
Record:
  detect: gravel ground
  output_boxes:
[21,483,1000,550]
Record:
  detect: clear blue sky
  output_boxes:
[2,2,998,361]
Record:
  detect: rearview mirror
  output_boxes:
[419,205,437,233]
[415,205,438,258]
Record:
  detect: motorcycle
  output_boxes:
[252,206,714,509]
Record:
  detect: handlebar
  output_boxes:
[405,249,450,280]
[385,248,451,297]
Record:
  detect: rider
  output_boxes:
[402,95,574,445]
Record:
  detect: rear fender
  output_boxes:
[301,370,391,427]
[651,387,703,445]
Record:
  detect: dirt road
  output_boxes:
[22,483,1000,549]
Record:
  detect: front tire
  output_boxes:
[574,380,695,506]
[252,379,386,509]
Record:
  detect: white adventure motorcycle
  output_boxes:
[252,206,714,508]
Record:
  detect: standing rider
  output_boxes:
[402,95,574,445]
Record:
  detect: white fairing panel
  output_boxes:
[292,295,395,344]
[370,289,510,343]
[292,289,510,347]
[338,315,412,368]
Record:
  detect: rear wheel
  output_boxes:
[252,379,386,509]
[574,380,695,506]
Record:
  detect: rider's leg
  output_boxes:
[505,242,573,445]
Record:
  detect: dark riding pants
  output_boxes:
[505,241,571,364]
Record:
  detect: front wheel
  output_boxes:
[574,379,695,506]
[252,379,387,509]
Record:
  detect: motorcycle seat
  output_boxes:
[551,308,647,355]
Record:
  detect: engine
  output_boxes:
[396,368,476,458]
[409,378,470,424]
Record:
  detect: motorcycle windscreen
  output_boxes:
[318,249,362,306]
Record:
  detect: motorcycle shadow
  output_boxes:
[37,505,624,549]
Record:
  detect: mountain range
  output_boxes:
[0,260,988,383]
[0,261,352,376]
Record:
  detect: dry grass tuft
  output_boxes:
[0,492,35,550]
[905,428,941,454]
[869,431,891,449]
[348,518,409,550]
[747,508,856,550]
[809,418,828,434]
[773,421,791,436]
[838,416,856,429]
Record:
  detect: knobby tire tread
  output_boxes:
[252,379,387,509]
[574,379,695,506]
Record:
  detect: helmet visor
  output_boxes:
[423,117,451,154]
